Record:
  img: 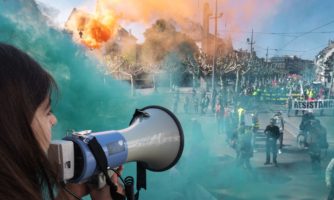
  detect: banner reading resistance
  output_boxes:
[292,99,334,110]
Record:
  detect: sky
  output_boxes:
[36,0,334,61]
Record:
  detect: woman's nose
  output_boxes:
[50,114,57,127]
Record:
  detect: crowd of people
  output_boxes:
[177,75,334,198]
[172,75,333,119]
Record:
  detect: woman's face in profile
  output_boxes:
[31,96,57,152]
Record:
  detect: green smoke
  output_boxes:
[0,1,193,199]
[1,1,305,200]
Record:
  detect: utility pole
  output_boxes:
[266,47,269,62]
[211,0,222,101]
[247,29,255,59]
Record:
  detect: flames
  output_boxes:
[80,15,117,49]
[65,0,197,49]
[66,1,119,49]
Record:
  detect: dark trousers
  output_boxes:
[279,132,284,149]
[237,154,252,169]
[266,138,277,163]
[309,147,321,171]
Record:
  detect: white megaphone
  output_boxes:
[48,105,184,183]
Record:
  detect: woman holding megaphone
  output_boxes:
[0,43,124,200]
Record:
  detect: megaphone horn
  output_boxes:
[123,105,184,172]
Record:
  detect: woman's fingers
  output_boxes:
[112,165,124,194]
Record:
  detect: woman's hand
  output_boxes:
[57,166,124,200]
[111,165,124,195]
[90,166,124,199]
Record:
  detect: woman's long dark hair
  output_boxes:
[0,43,59,199]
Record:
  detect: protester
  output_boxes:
[215,101,224,134]
[273,111,285,154]
[251,112,259,152]
[287,96,293,117]
[299,110,316,143]
[307,119,328,171]
[264,118,280,166]
[236,125,253,169]
[236,103,246,128]
[200,92,206,114]
[0,43,123,199]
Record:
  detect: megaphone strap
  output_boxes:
[87,137,126,200]
[134,162,147,200]
[136,162,147,191]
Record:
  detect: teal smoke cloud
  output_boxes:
[0,1,224,199]
[0,0,142,134]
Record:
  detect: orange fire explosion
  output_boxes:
[65,1,119,49]
[80,16,117,49]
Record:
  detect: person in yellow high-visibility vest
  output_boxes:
[309,89,315,100]
[237,106,245,128]
[306,88,315,100]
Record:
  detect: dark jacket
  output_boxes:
[264,125,280,140]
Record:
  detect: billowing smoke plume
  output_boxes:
[63,0,283,51]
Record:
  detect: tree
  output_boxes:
[104,55,143,96]
[139,19,199,87]
[216,50,239,90]
[184,55,200,90]
[233,50,250,93]
[184,52,215,90]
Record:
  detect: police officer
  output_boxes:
[264,118,280,166]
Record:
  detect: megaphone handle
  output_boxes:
[134,162,147,200]
[136,162,147,191]
[87,137,126,200]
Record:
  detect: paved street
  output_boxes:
[187,105,334,200]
